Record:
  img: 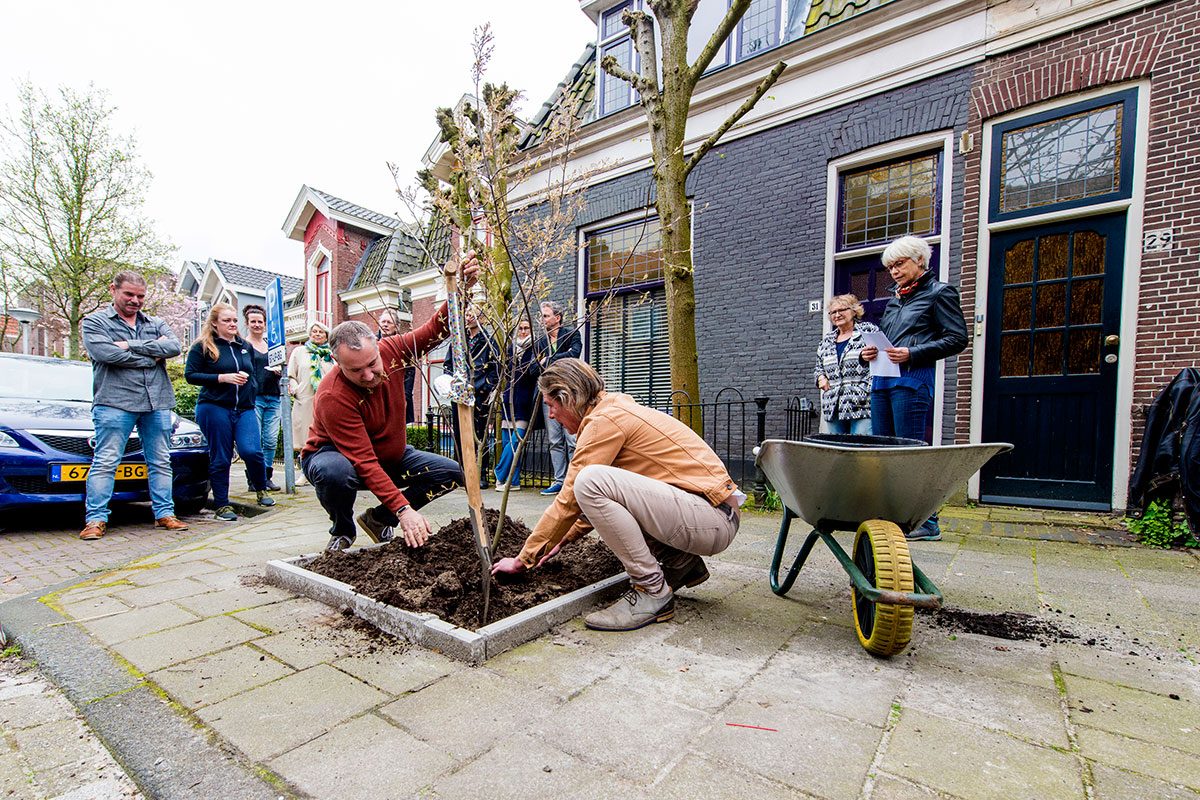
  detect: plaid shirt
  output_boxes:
[82,305,180,413]
[813,322,878,422]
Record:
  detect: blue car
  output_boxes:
[0,353,209,512]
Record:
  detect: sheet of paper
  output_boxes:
[862,331,901,378]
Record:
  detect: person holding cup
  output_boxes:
[185,303,275,521]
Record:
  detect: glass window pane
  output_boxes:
[1070,278,1103,325]
[1035,283,1067,328]
[839,151,939,250]
[1073,230,1106,276]
[1038,234,1069,280]
[1002,286,1032,331]
[1000,102,1122,214]
[1033,330,1064,376]
[586,218,664,295]
[600,40,633,115]
[1067,328,1101,374]
[1000,333,1030,377]
[738,0,779,59]
[589,287,669,403]
[602,2,632,39]
[1004,239,1034,284]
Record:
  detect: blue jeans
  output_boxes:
[827,417,872,436]
[872,385,939,532]
[85,406,175,523]
[255,393,282,468]
[494,427,526,487]
[301,444,462,539]
[544,403,576,483]
[196,403,266,506]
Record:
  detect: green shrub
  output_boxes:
[173,376,199,419]
[406,424,433,452]
[1126,498,1197,549]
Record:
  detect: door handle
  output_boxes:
[1104,334,1120,346]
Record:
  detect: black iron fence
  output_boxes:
[417,390,816,498]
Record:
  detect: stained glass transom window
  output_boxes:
[586,218,663,296]
[1000,104,1122,215]
[840,152,939,249]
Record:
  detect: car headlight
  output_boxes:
[169,432,206,448]
[0,430,19,448]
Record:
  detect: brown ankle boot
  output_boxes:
[79,521,106,540]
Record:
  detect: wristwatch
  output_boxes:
[396,505,411,517]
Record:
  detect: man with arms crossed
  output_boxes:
[80,271,188,540]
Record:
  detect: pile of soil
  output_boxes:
[926,606,1079,645]
[305,509,623,629]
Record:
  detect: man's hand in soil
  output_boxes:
[396,507,432,547]
[491,557,526,577]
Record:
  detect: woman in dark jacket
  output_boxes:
[862,235,968,540]
[493,318,542,492]
[185,303,274,521]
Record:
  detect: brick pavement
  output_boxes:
[5,485,1196,800]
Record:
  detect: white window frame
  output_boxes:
[823,130,955,438]
[969,81,1150,509]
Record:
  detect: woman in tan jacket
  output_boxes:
[492,359,744,632]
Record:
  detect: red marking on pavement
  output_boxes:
[725,722,778,732]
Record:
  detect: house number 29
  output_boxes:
[1143,229,1174,252]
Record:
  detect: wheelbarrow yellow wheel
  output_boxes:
[851,520,915,657]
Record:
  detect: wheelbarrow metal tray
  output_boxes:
[756,439,1013,532]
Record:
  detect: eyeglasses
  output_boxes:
[828,308,851,317]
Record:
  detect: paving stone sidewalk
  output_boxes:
[5,483,1200,799]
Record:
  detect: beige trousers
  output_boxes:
[573,464,740,594]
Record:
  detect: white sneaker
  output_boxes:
[494,483,508,493]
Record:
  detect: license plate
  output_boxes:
[49,463,148,483]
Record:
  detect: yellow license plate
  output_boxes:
[49,463,148,483]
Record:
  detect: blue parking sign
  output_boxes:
[266,277,286,367]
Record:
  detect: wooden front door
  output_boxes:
[981,214,1125,509]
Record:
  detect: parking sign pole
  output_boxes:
[265,278,295,494]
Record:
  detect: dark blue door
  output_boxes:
[981,214,1125,509]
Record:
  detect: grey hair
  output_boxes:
[881,236,932,269]
[540,300,565,320]
[538,358,605,418]
[329,321,376,357]
[111,270,147,289]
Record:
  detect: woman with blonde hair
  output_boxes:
[813,294,878,435]
[287,321,333,457]
[184,303,274,521]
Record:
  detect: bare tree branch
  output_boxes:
[685,60,786,177]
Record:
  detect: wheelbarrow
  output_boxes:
[754,434,1012,657]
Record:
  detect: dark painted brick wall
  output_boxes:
[543,66,973,440]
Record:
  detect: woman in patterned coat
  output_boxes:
[813,294,878,435]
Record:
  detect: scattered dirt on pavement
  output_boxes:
[926,606,1080,645]
[305,509,623,629]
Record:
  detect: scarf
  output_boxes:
[895,270,931,300]
[305,340,333,392]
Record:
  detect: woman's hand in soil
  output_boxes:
[535,541,563,567]
[491,557,526,577]
[397,507,432,547]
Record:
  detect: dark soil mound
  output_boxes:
[927,606,1079,644]
[305,509,623,629]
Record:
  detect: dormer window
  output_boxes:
[599,1,637,116]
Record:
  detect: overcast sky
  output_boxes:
[0,1,596,278]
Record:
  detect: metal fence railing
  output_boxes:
[417,390,817,500]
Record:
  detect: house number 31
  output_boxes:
[1143,229,1174,252]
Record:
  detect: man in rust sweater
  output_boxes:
[301,256,478,552]
[492,359,744,631]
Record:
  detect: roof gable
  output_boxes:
[282,185,400,241]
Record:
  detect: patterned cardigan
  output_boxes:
[812,321,879,422]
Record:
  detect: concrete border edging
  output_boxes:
[265,555,628,663]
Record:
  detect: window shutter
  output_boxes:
[588,288,669,403]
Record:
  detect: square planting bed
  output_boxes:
[265,554,629,663]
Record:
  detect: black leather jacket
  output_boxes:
[878,273,969,369]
